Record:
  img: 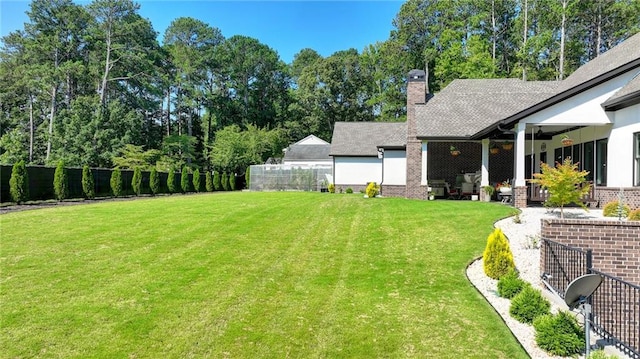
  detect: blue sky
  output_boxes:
[0,0,404,64]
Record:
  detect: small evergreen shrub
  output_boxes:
[110,168,122,197]
[483,228,516,279]
[229,173,236,190]
[221,172,229,191]
[149,168,159,195]
[213,171,221,191]
[193,168,201,192]
[132,167,142,196]
[587,350,619,359]
[205,171,213,192]
[328,183,335,193]
[365,182,379,198]
[181,166,190,193]
[509,286,551,324]
[497,269,529,299]
[533,311,584,357]
[603,200,630,217]
[245,166,251,189]
[53,160,68,201]
[82,165,95,199]
[9,160,29,204]
[346,187,353,194]
[627,209,640,221]
[167,168,176,194]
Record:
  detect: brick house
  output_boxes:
[330,32,640,208]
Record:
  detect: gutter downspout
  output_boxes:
[497,123,518,206]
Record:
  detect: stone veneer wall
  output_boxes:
[540,218,640,285]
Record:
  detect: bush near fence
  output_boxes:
[1,165,212,203]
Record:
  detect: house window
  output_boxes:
[635,132,640,186]
[583,141,594,182]
[596,138,607,186]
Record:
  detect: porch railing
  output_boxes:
[529,181,596,204]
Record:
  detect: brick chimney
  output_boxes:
[405,69,427,199]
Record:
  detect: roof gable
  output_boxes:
[602,71,640,110]
[292,135,330,146]
[330,122,406,156]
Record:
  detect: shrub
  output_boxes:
[9,160,29,204]
[205,171,213,192]
[149,168,159,195]
[81,165,95,199]
[221,172,229,191]
[132,167,142,196]
[483,228,515,279]
[229,173,236,191]
[110,168,122,197]
[365,182,379,198]
[346,187,353,194]
[167,168,176,194]
[587,350,619,359]
[53,160,68,201]
[245,166,251,189]
[213,171,221,191]
[628,209,640,221]
[603,200,631,217]
[530,158,591,218]
[497,269,529,299]
[181,166,190,193]
[193,168,201,192]
[509,286,551,324]
[328,183,335,193]
[533,311,584,357]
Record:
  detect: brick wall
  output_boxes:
[382,185,407,198]
[540,218,640,285]
[595,187,640,209]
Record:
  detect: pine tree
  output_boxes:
[149,168,159,195]
[9,160,29,204]
[483,228,516,279]
[82,165,95,199]
[53,160,68,201]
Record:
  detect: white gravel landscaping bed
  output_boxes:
[466,207,628,359]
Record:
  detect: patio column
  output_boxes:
[515,122,527,186]
[481,138,489,187]
[421,142,428,185]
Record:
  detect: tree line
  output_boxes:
[1,0,638,175]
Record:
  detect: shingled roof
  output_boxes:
[330,122,406,156]
[602,72,640,110]
[283,144,331,161]
[416,79,558,139]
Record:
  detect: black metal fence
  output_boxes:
[541,238,640,358]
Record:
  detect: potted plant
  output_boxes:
[450,145,461,156]
[427,187,435,200]
[497,180,512,194]
[502,142,513,150]
[482,185,495,201]
[490,143,500,155]
[561,134,573,146]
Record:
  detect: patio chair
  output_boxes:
[445,182,460,199]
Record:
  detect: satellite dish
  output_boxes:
[564,274,603,310]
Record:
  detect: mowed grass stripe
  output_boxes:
[0,192,527,358]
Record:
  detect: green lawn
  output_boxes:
[1,192,527,358]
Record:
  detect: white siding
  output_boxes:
[383,150,406,185]
[334,157,381,185]
[608,104,640,187]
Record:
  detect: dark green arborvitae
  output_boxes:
[205,170,213,192]
[53,160,68,201]
[221,172,229,191]
[192,168,201,192]
[167,168,176,194]
[149,168,159,195]
[229,172,236,191]
[110,168,122,197]
[132,167,142,196]
[181,166,190,193]
[9,160,29,204]
[82,165,95,199]
[245,166,251,189]
[213,171,221,191]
